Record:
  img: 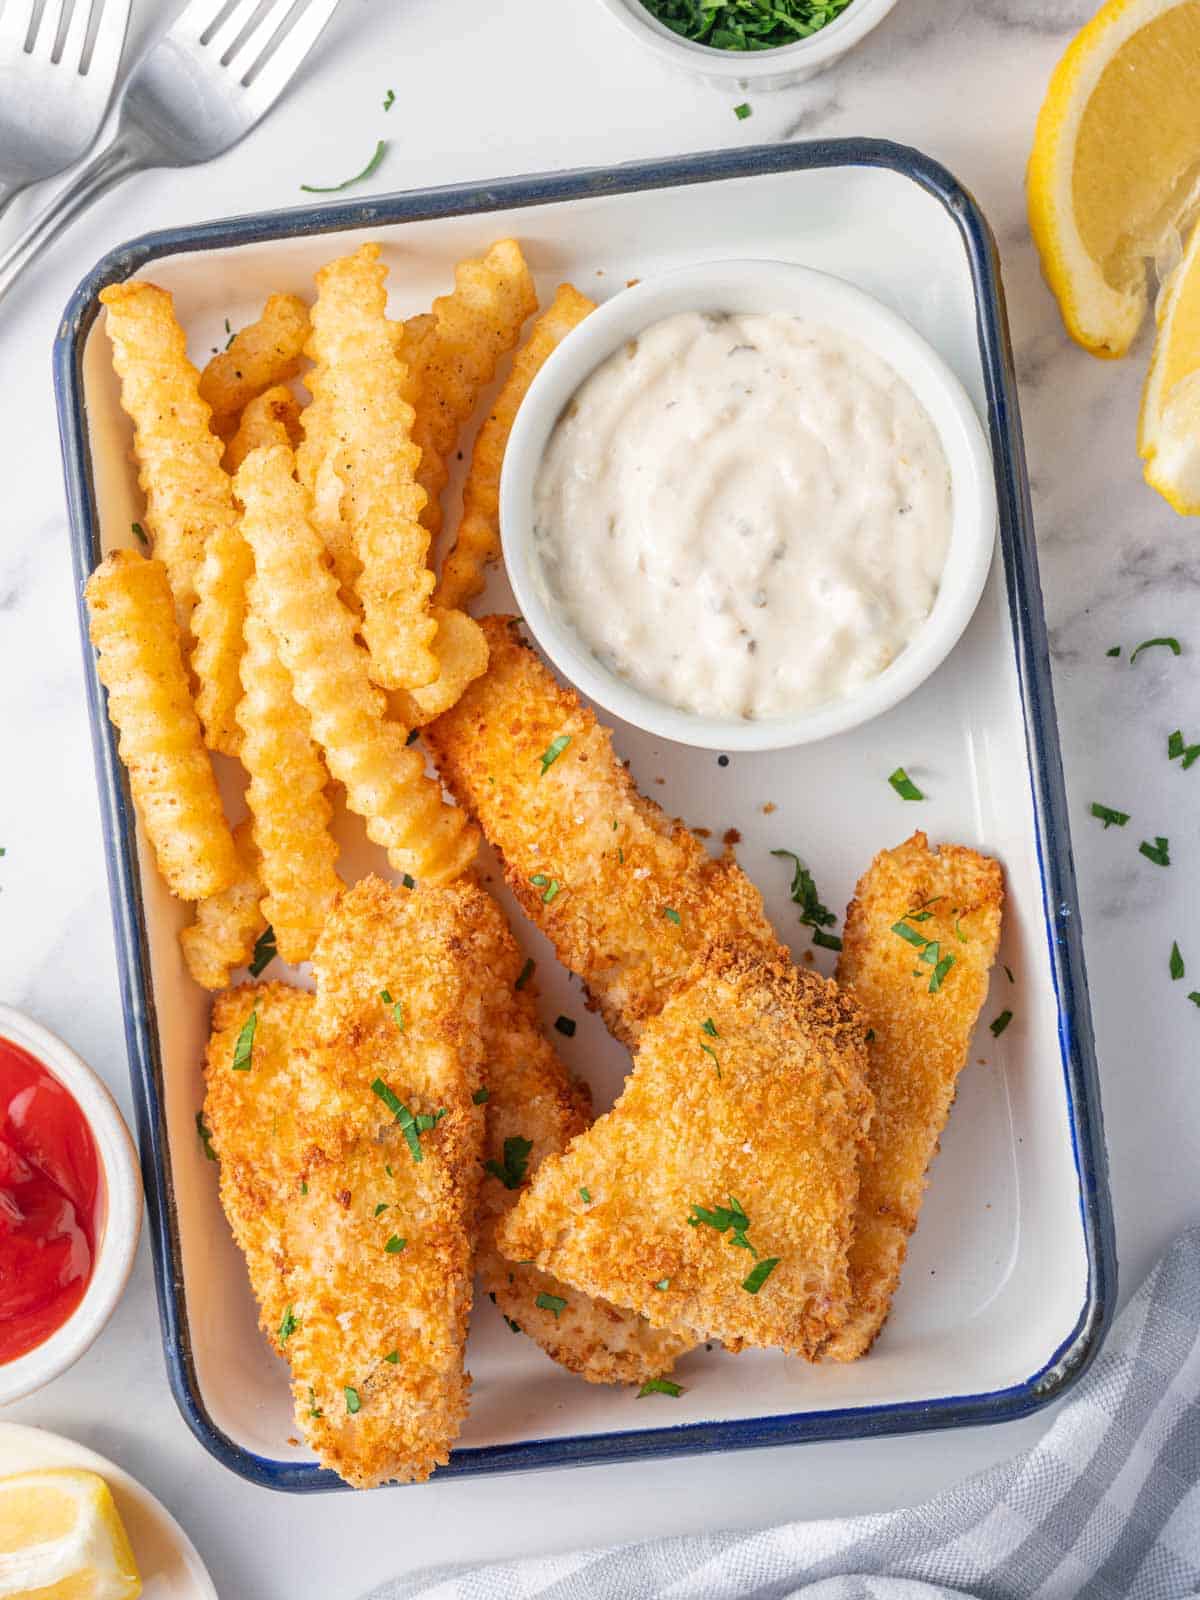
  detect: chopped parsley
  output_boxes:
[374,1202,389,1217]
[279,1305,298,1343]
[1169,730,1184,759]
[554,1015,576,1037]
[405,728,421,746]
[384,1235,407,1254]
[530,873,562,903]
[472,1086,490,1104]
[231,1007,258,1071]
[515,957,535,990]
[771,849,841,950]
[702,1018,720,1038]
[636,0,852,49]
[1190,992,1200,1008]
[654,1278,671,1290]
[379,988,404,1030]
[308,1388,322,1418]
[928,953,955,993]
[248,923,277,977]
[579,1186,592,1204]
[1005,965,1015,983]
[1090,803,1130,829]
[700,1041,721,1077]
[887,767,925,801]
[485,1134,533,1190]
[1167,730,1200,768]
[1139,836,1171,867]
[196,1110,217,1162]
[344,1387,361,1415]
[402,872,416,889]
[131,520,148,546]
[301,139,388,193]
[741,1256,780,1295]
[891,920,928,948]
[663,906,682,925]
[1129,636,1181,665]
[638,1377,684,1397]
[990,1010,1013,1038]
[1106,646,1121,658]
[503,1314,522,1333]
[864,1028,875,1042]
[733,101,751,119]
[383,88,395,111]
[689,1195,757,1256]
[538,734,572,775]
[1172,942,1185,981]
[536,1292,567,1319]
[370,1077,439,1164]
[385,1349,400,1363]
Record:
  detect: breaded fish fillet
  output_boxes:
[827,832,1003,1361]
[473,891,695,1384]
[425,617,780,1047]
[205,879,493,1488]
[498,942,873,1358]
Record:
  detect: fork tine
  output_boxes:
[26,0,68,57]
[239,0,339,108]
[205,0,268,61]
[78,0,131,79]
[171,0,241,43]
[0,0,36,48]
[224,0,298,77]
[58,0,92,69]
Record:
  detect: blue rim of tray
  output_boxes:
[54,137,1116,1492]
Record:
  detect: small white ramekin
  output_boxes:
[501,258,997,753]
[591,0,901,89]
[0,1005,142,1405]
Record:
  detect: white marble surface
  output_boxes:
[1,0,1197,1594]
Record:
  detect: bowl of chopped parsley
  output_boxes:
[592,0,900,88]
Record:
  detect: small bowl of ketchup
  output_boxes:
[0,1005,141,1403]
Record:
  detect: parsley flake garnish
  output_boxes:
[771,849,840,949]
[663,906,682,925]
[888,767,925,800]
[891,920,928,948]
[485,1134,533,1190]
[688,1195,756,1256]
[654,1278,671,1290]
[402,872,416,889]
[1106,646,1121,658]
[503,1314,522,1333]
[734,102,751,119]
[379,988,404,1030]
[515,957,535,990]
[472,1086,490,1104]
[131,520,148,546]
[279,1305,298,1343]
[536,1292,567,1319]
[1139,836,1171,867]
[301,139,388,193]
[374,1202,389,1217]
[530,873,562,903]
[196,1110,217,1162]
[383,88,395,111]
[231,1007,258,1071]
[344,1386,361,1415]
[1169,730,1185,759]
[928,953,955,993]
[1190,992,1200,1008]
[308,1387,322,1418]
[742,1256,780,1295]
[700,1041,721,1078]
[1171,942,1185,981]
[1130,636,1181,665]
[580,1186,591,1204]
[554,1015,576,1037]
[990,1010,1013,1037]
[370,1077,433,1164]
[248,923,277,977]
[539,734,572,775]
[639,1377,684,1397]
[1090,802,1130,829]
[385,1349,400,1363]
[384,1235,407,1254]
[702,1018,720,1038]
[641,0,851,50]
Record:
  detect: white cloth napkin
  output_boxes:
[361,1228,1200,1600]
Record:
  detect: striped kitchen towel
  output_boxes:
[362,1228,1200,1600]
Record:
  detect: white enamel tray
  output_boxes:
[55,141,1114,1489]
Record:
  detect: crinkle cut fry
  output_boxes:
[471,890,695,1384]
[827,832,1003,1360]
[437,283,595,610]
[236,575,341,964]
[387,606,489,729]
[304,877,493,1486]
[199,292,310,441]
[424,616,779,1046]
[180,820,265,988]
[499,940,873,1359]
[408,239,538,537]
[234,442,478,887]
[225,384,303,474]
[304,242,437,690]
[85,549,238,901]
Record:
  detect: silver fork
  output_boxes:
[0,0,343,307]
[0,0,132,220]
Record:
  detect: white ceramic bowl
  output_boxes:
[0,1006,142,1404]
[501,258,997,752]
[591,0,901,88]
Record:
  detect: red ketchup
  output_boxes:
[0,1037,100,1363]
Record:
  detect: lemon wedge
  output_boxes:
[1140,213,1200,509]
[1028,0,1200,358]
[0,1470,141,1600]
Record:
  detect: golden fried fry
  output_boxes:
[500,942,873,1359]
[303,877,493,1485]
[100,282,239,654]
[387,607,489,729]
[224,384,303,474]
[191,504,252,758]
[85,550,237,901]
[827,833,1003,1361]
[394,313,446,534]
[199,292,309,441]
[408,240,538,537]
[437,284,594,609]
[304,244,436,690]
[180,821,265,989]
[425,617,778,1045]
[235,444,478,886]
[236,577,341,963]
[473,892,693,1384]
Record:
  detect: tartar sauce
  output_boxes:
[532,311,953,721]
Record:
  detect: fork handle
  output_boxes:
[0,130,153,310]
[0,179,26,225]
